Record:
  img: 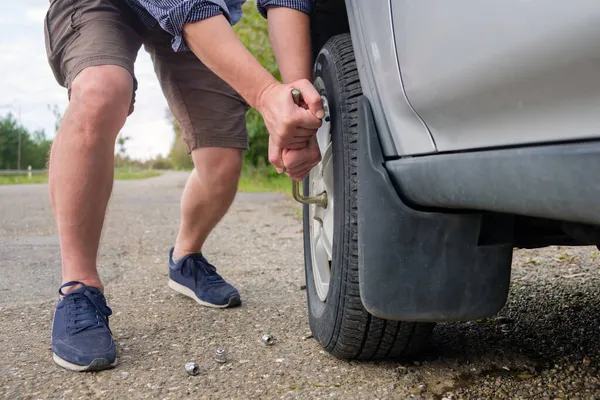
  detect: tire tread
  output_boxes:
[311,34,434,361]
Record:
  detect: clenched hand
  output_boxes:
[281,135,321,181]
[258,79,324,175]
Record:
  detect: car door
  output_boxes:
[391,0,600,152]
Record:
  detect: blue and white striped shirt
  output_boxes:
[124,0,315,52]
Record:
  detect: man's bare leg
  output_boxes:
[173,147,243,259]
[49,65,133,291]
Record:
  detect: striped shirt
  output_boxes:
[124,0,315,52]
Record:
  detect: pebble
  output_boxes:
[582,357,591,367]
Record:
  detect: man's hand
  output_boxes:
[281,135,321,181]
[259,79,324,173]
[258,79,324,149]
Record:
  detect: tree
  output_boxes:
[116,134,131,157]
[0,114,25,169]
[48,104,63,133]
[0,113,51,169]
[22,129,52,169]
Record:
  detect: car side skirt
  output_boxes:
[387,140,600,227]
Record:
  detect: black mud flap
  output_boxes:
[357,97,513,322]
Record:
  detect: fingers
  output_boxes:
[270,124,316,148]
[282,136,321,181]
[273,108,321,148]
[288,164,315,182]
[293,79,325,120]
[268,136,285,174]
[295,108,323,130]
[291,127,318,141]
[286,140,311,150]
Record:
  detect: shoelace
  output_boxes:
[59,281,113,335]
[179,255,224,288]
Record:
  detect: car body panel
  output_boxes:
[345,0,435,156]
[391,0,600,152]
[387,141,600,226]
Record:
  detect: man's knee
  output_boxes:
[193,148,243,189]
[69,65,133,134]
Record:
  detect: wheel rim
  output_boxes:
[309,96,333,302]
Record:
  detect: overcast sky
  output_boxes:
[0,1,172,160]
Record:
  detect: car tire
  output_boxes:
[303,33,436,360]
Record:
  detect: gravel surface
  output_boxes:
[0,171,599,399]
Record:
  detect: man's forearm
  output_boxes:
[183,10,324,177]
[183,15,278,110]
[267,7,313,83]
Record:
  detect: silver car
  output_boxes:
[298,0,600,360]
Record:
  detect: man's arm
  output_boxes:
[183,13,324,176]
[265,4,323,181]
[182,15,323,177]
[267,7,313,84]
[184,15,276,111]
[127,0,323,177]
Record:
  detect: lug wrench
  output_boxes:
[289,89,328,208]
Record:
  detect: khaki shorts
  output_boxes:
[44,0,249,151]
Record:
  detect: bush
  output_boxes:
[148,155,173,170]
[168,118,194,170]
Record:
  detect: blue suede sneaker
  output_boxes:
[51,281,117,372]
[168,248,241,308]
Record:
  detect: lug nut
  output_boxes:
[261,334,275,346]
[185,361,200,376]
[214,349,227,363]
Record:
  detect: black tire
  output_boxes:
[303,34,435,360]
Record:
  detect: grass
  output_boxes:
[113,170,162,180]
[0,170,162,185]
[524,258,538,265]
[238,167,292,194]
[0,175,49,184]
[0,166,296,195]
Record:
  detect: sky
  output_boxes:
[0,1,172,160]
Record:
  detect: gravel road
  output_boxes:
[0,171,598,399]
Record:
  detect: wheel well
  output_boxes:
[478,213,600,248]
[310,0,350,62]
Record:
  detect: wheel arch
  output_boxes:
[310,0,351,62]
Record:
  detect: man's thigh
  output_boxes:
[44,0,143,104]
[144,29,250,153]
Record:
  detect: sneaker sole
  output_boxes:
[168,279,241,308]
[53,353,117,372]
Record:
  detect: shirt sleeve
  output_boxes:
[256,0,316,19]
[136,0,232,52]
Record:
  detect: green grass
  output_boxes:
[238,167,292,194]
[113,170,162,180]
[0,170,162,185]
[1,166,295,195]
[0,175,49,184]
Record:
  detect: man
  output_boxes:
[44,0,323,372]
